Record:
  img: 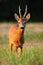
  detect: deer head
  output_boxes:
[14,5,30,29]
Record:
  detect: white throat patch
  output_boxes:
[19,24,24,28]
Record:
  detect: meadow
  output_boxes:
[0,22,43,65]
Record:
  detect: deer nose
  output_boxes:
[20,24,24,28]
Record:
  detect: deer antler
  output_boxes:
[19,5,22,18]
[23,5,27,18]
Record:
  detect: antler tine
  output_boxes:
[19,5,21,18]
[23,5,27,18]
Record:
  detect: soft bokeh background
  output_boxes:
[0,0,43,22]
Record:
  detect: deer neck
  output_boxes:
[17,26,24,36]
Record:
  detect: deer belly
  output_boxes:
[9,30,22,46]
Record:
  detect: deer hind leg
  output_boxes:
[9,43,13,55]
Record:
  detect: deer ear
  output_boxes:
[14,13,19,21]
[26,13,30,21]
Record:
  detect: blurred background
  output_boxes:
[0,0,43,22]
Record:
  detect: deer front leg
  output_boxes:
[13,43,18,55]
[17,45,22,57]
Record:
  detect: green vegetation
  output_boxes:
[25,32,43,43]
[0,35,8,44]
[0,48,43,65]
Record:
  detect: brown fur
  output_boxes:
[8,24,24,55]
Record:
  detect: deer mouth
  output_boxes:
[21,27,24,29]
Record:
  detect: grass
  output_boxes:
[0,35,8,44]
[0,48,43,65]
[25,32,43,43]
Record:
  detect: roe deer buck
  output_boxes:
[8,5,30,56]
